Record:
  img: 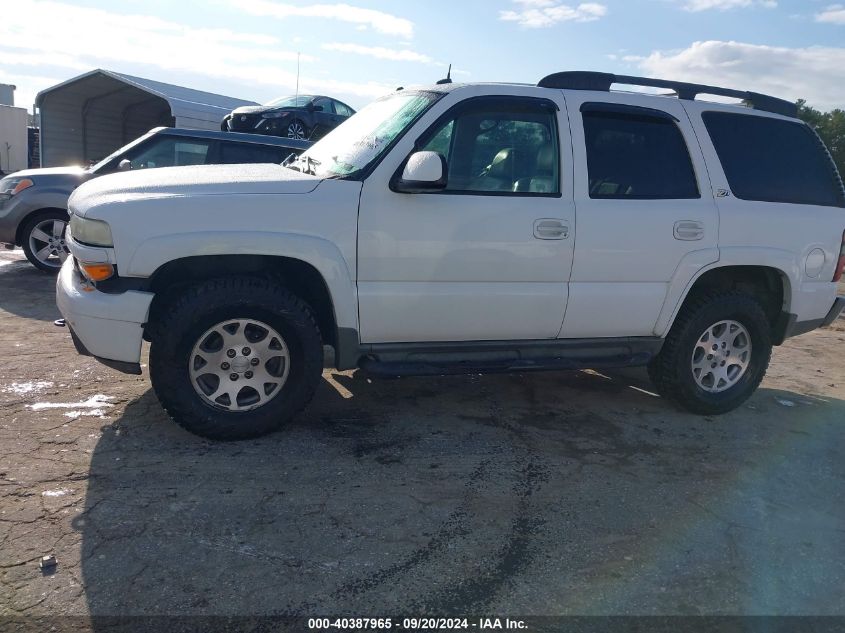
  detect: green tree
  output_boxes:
[796,99,845,182]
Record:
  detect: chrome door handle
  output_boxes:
[673,220,704,241]
[534,218,569,240]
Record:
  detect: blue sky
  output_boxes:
[2,0,845,113]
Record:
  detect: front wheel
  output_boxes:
[149,277,323,440]
[286,119,309,140]
[21,211,69,273]
[648,291,772,415]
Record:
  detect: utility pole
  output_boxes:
[295,52,300,102]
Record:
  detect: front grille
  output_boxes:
[227,113,262,132]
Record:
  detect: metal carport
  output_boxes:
[35,69,257,167]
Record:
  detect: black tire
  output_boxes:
[148,276,323,440]
[286,119,309,140]
[21,210,69,273]
[648,291,772,415]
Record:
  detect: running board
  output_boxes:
[357,337,662,377]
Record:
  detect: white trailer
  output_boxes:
[0,104,28,175]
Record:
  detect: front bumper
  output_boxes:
[55,258,154,372]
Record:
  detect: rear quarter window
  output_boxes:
[703,111,845,208]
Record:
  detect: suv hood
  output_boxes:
[69,163,321,217]
[231,104,302,115]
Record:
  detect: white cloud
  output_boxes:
[0,0,396,107]
[633,40,845,110]
[230,1,414,38]
[816,4,845,24]
[682,0,776,11]
[499,1,607,27]
[322,43,433,63]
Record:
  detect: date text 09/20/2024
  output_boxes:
[307,617,527,630]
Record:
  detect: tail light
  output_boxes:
[834,230,845,283]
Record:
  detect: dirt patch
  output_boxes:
[2,247,845,620]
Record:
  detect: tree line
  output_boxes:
[796,100,845,182]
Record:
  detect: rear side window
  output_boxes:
[583,109,699,199]
[703,112,844,208]
[334,100,354,117]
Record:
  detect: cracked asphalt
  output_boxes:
[2,247,845,623]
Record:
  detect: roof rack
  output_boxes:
[537,71,797,118]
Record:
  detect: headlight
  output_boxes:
[261,111,289,119]
[68,215,113,247]
[0,177,34,197]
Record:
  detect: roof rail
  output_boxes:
[537,71,797,118]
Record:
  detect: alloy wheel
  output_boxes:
[286,121,307,140]
[690,319,752,393]
[189,318,290,411]
[28,218,68,269]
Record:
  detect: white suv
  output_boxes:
[57,72,845,440]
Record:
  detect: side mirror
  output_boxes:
[392,151,447,193]
[118,159,131,171]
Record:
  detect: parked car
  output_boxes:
[0,127,310,272]
[58,71,845,440]
[221,95,355,140]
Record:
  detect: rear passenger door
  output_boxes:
[560,94,718,338]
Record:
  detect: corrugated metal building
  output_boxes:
[35,69,258,167]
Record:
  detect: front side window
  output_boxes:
[419,97,560,195]
[583,109,699,199]
[703,111,845,207]
[219,143,289,165]
[128,138,210,170]
[289,91,442,179]
[313,97,334,114]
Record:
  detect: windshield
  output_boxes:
[265,95,314,108]
[288,91,441,179]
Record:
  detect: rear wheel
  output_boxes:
[21,210,69,273]
[149,276,323,440]
[648,291,772,415]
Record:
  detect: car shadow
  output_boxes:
[75,368,845,619]
[0,254,61,322]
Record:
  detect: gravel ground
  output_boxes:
[2,247,845,621]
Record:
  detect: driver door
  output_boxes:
[357,94,574,344]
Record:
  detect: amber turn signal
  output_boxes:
[80,262,114,282]
[12,179,34,195]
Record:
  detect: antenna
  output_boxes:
[295,52,300,101]
[436,64,452,85]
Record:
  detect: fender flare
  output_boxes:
[127,231,359,332]
[653,246,796,337]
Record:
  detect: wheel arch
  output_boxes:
[657,263,793,343]
[144,254,358,366]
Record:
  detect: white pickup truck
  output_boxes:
[57,72,845,440]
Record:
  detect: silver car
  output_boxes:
[0,127,309,271]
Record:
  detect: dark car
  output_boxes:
[222,95,356,141]
[0,127,310,272]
